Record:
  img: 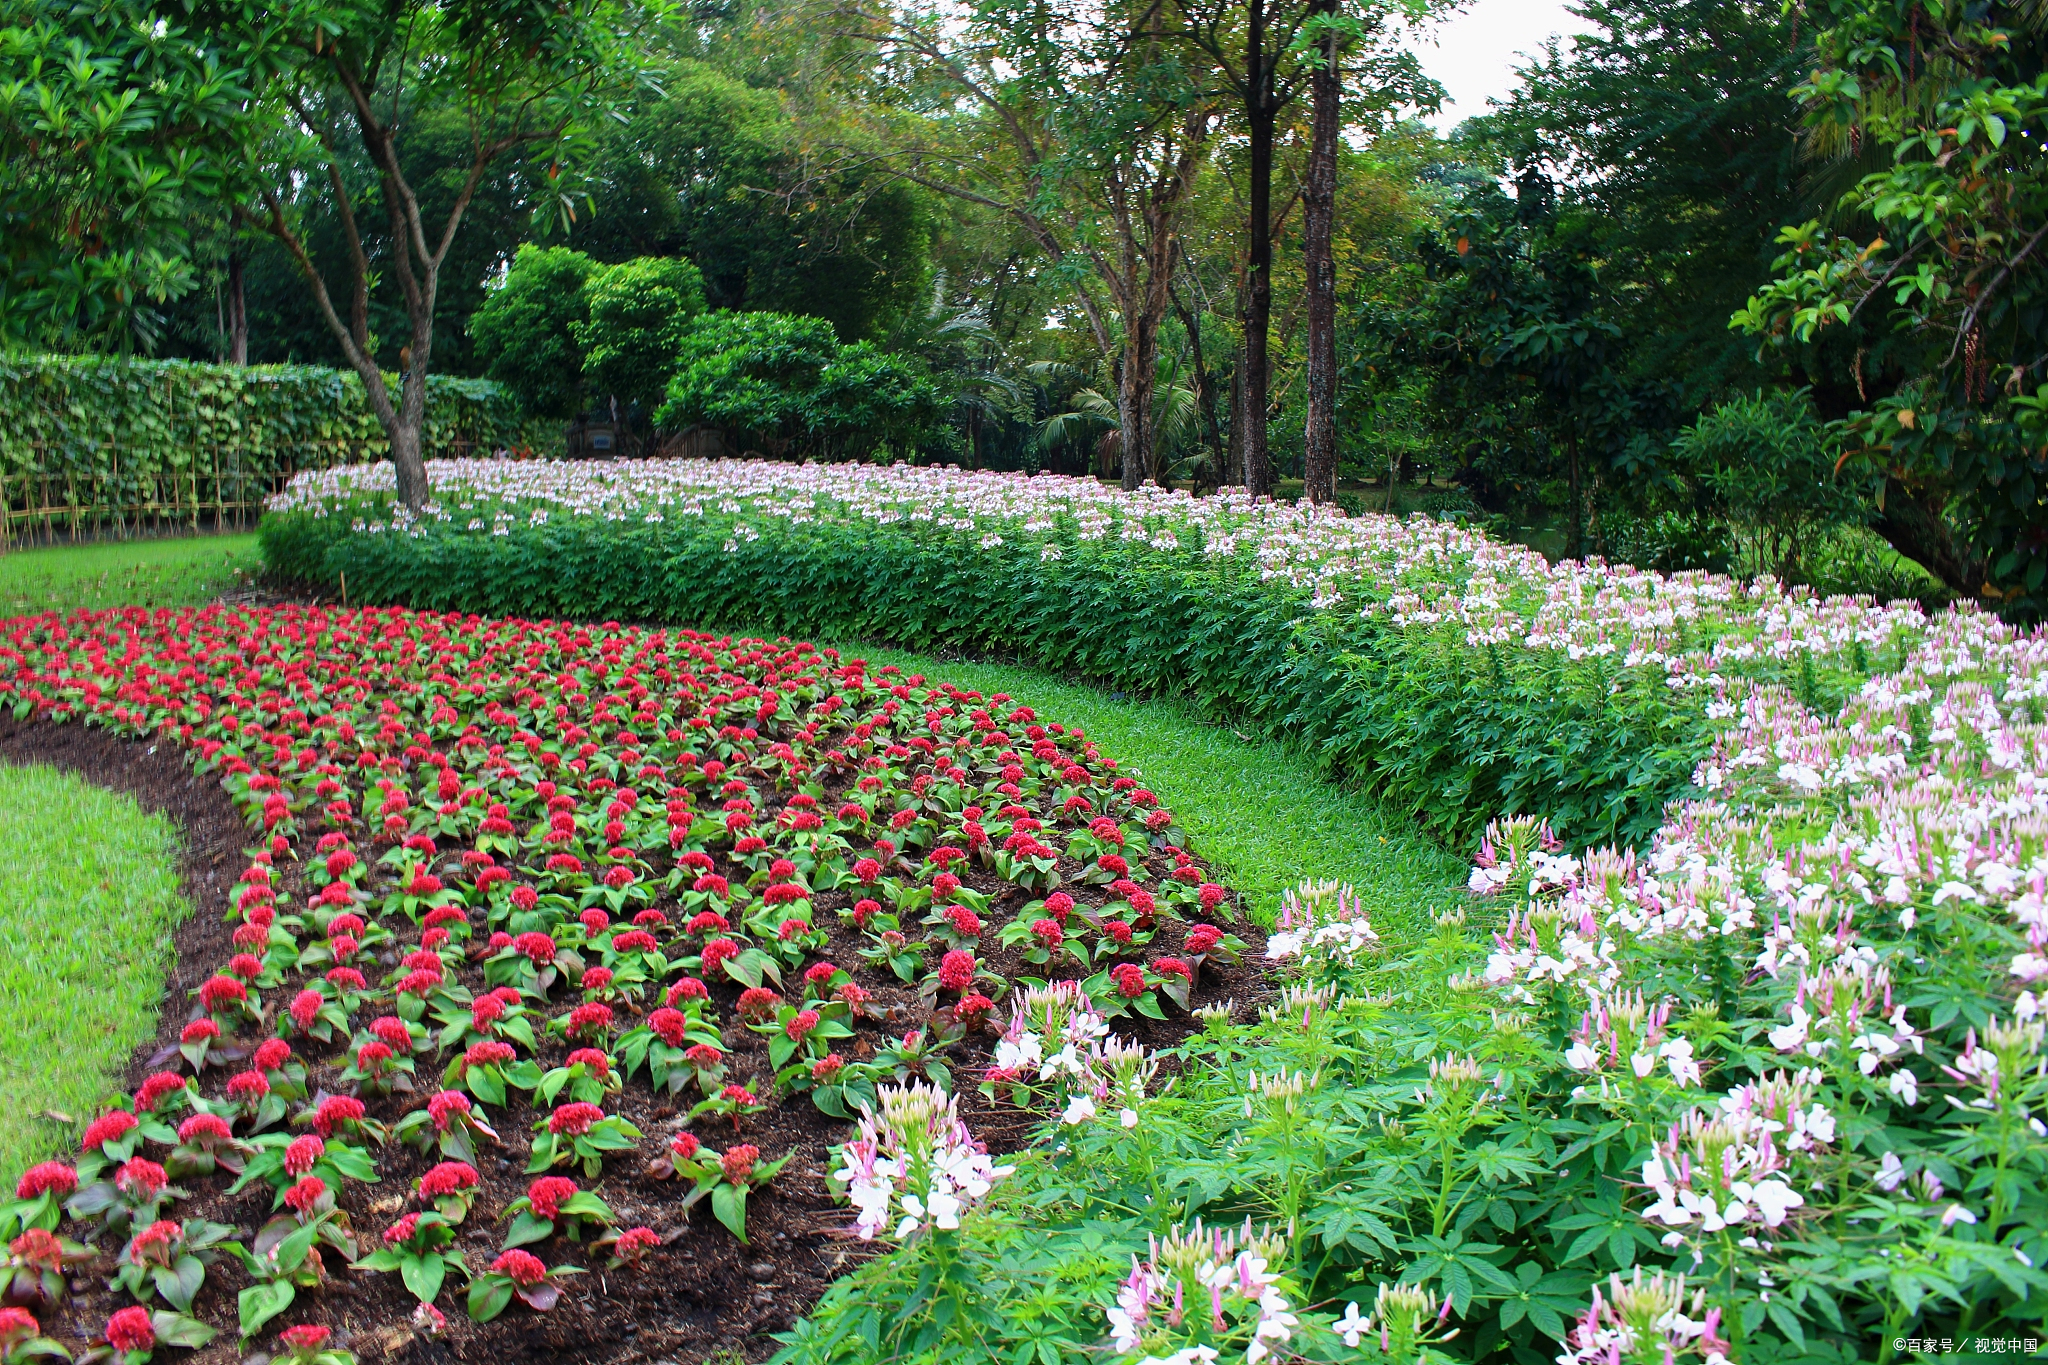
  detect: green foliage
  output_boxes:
[1732,0,2048,612]
[1669,388,1873,583]
[470,246,600,420]
[0,355,524,478]
[264,501,1744,852]
[575,255,707,420]
[656,312,947,457]
[0,534,261,616]
[0,764,188,1185]
[0,0,253,351]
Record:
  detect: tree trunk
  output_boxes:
[1566,430,1583,559]
[226,250,248,366]
[1243,0,1275,498]
[1171,277,1224,489]
[1118,322,1160,491]
[1226,350,1246,488]
[1301,6,1338,505]
[1873,480,1986,600]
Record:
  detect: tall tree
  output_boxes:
[820,0,1225,485]
[1734,0,2048,610]
[228,0,661,505]
[1298,0,1439,504]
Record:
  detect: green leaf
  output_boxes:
[502,1211,556,1249]
[238,1281,295,1338]
[710,1182,749,1242]
[401,1252,448,1305]
[468,1276,515,1324]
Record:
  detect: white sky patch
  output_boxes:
[1406,0,1581,133]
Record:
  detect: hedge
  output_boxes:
[261,506,1724,852]
[0,355,527,475]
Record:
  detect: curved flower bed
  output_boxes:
[0,604,1263,1363]
[259,458,1936,849]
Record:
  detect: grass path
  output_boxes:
[0,764,190,1182]
[0,532,261,615]
[831,643,1464,934]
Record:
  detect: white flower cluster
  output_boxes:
[1558,1268,1732,1365]
[1107,1220,1299,1365]
[273,455,1940,682]
[991,980,1156,1127]
[1263,881,1379,974]
[830,1081,1014,1241]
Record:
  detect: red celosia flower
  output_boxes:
[685,910,728,936]
[384,1214,420,1245]
[355,1040,394,1073]
[283,1135,324,1177]
[198,974,247,1014]
[278,1324,332,1351]
[465,1040,516,1068]
[613,1226,659,1261]
[720,1084,758,1107]
[566,1048,611,1077]
[82,1110,138,1150]
[1186,924,1222,954]
[1043,891,1074,923]
[283,1176,326,1212]
[776,918,807,942]
[648,1008,687,1048]
[736,987,781,1022]
[579,908,611,936]
[13,1160,73,1204]
[633,909,668,928]
[472,994,506,1027]
[325,967,367,992]
[418,1162,479,1198]
[692,873,730,898]
[785,1009,821,1041]
[177,1113,232,1144]
[565,1003,613,1039]
[548,1102,604,1136]
[1030,918,1064,950]
[427,1090,472,1130]
[229,1069,270,1102]
[669,1132,701,1160]
[134,1072,187,1112]
[370,1016,414,1051]
[105,1305,154,1353]
[804,960,839,987]
[514,931,558,964]
[289,990,324,1031]
[510,886,539,912]
[526,1176,579,1220]
[114,1159,167,1200]
[850,898,881,928]
[1097,853,1129,876]
[491,1249,548,1286]
[720,1143,759,1185]
[683,1043,723,1067]
[254,1038,293,1071]
[939,949,977,992]
[666,977,708,1005]
[612,929,657,953]
[956,993,994,1024]
[810,1054,845,1081]
[229,952,265,980]
[1152,957,1191,982]
[1111,963,1147,998]
[1199,883,1227,912]
[699,937,740,975]
[837,982,872,1008]
[9,1228,63,1271]
[128,1219,180,1260]
[1103,919,1134,946]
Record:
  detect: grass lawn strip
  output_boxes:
[836,643,1461,934]
[0,535,261,616]
[0,763,189,1180]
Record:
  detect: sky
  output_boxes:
[1407,0,1581,132]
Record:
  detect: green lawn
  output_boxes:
[0,532,262,616]
[0,764,190,1184]
[830,644,1464,935]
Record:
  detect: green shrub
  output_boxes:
[575,256,708,422]
[655,311,947,457]
[470,244,600,421]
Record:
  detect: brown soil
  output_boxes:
[0,713,1272,1365]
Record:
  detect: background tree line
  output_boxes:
[3,0,2042,611]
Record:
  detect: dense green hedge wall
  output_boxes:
[0,356,527,476]
[261,509,1717,850]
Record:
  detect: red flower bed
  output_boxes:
[0,605,1255,1361]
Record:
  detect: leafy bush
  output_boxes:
[469,246,600,421]
[575,256,707,422]
[655,312,947,458]
[261,459,1934,851]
